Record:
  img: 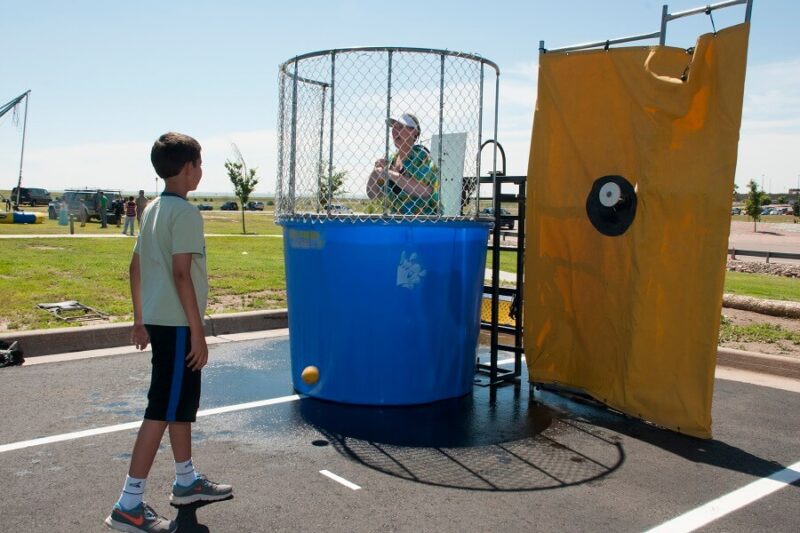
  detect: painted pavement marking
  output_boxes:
[0,394,301,454]
[645,460,800,533]
[320,470,362,491]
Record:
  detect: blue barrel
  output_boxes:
[282,219,490,405]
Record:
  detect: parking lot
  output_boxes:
[1,332,798,532]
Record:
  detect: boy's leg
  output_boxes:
[113,419,167,510]
[129,419,168,478]
[168,422,192,463]
[106,419,176,532]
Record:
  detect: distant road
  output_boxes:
[729,221,800,265]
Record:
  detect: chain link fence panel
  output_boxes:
[277,47,500,223]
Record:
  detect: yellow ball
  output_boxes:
[301,365,319,385]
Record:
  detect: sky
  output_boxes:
[1,0,798,196]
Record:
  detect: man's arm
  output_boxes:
[172,253,207,371]
[385,170,433,198]
[129,253,149,350]
[366,159,388,199]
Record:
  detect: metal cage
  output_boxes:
[277,47,500,223]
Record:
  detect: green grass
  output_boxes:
[0,237,286,330]
[0,210,282,235]
[719,316,800,345]
[724,271,800,302]
[1,231,797,331]
[485,251,519,274]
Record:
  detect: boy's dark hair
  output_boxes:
[150,132,201,180]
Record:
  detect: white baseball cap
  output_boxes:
[387,113,420,131]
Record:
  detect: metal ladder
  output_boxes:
[475,141,526,386]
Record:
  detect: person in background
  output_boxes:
[58,199,69,226]
[114,196,124,227]
[98,190,109,228]
[122,196,137,236]
[136,189,148,229]
[79,198,88,227]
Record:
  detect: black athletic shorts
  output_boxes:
[144,325,201,423]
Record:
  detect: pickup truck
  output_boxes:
[48,189,123,224]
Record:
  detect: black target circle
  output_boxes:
[586,175,637,237]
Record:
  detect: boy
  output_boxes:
[105,132,232,532]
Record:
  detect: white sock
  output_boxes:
[117,475,146,510]
[175,458,198,487]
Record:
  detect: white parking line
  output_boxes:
[644,460,800,533]
[0,394,301,454]
[320,470,361,490]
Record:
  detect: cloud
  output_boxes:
[742,58,800,132]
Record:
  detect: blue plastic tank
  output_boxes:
[282,219,490,405]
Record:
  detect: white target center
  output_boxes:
[599,182,622,207]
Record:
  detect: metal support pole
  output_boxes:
[438,54,445,214]
[328,52,336,205]
[289,60,299,214]
[383,50,393,216]
[14,91,31,207]
[660,4,669,45]
[489,72,501,385]
[320,86,329,213]
[475,63,485,217]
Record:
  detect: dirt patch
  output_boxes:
[28,244,65,251]
[720,307,800,358]
[206,290,286,314]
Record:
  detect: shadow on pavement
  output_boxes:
[170,495,234,533]
[298,385,625,491]
[534,386,790,479]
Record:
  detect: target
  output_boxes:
[585,175,637,236]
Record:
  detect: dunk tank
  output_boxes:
[276,48,500,404]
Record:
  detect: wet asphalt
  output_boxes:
[0,336,798,532]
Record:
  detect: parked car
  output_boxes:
[48,189,122,223]
[328,204,353,214]
[730,207,742,215]
[196,203,213,211]
[220,201,239,211]
[245,201,265,211]
[11,187,52,207]
[480,207,515,229]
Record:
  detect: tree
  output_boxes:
[744,179,763,232]
[732,182,739,201]
[317,163,347,209]
[793,198,800,222]
[777,195,787,205]
[225,143,259,234]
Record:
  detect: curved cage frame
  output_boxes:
[277,47,500,223]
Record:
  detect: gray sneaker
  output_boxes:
[170,474,233,505]
[104,502,177,533]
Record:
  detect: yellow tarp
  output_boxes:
[524,24,750,439]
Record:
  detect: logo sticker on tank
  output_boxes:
[397,251,426,289]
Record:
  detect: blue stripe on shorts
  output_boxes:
[166,326,188,421]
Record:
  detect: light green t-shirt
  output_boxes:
[133,194,207,326]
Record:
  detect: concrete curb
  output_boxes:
[0,309,287,358]
[717,347,800,380]
[2,309,799,381]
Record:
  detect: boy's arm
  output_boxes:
[129,253,149,350]
[172,253,208,371]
